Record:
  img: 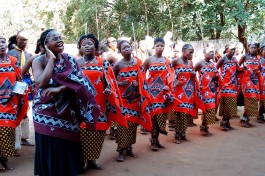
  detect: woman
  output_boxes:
[194,47,219,136]
[32,29,99,176]
[113,40,152,162]
[239,43,261,127]
[77,33,126,169]
[0,35,28,170]
[171,44,203,144]
[143,38,173,151]
[21,39,45,101]
[258,45,265,122]
[216,43,238,130]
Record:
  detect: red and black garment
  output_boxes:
[241,56,261,100]
[172,61,205,117]
[80,57,127,130]
[0,55,29,128]
[198,61,219,109]
[117,58,152,131]
[146,58,174,115]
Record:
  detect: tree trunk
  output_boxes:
[238,24,248,50]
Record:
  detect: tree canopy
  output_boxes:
[0,0,264,47]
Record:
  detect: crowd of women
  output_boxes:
[0,28,265,176]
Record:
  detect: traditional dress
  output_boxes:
[241,55,261,122]
[0,55,28,158]
[80,57,126,160]
[198,61,218,132]
[146,57,173,144]
[116,58,152,152]
[219,56,238,125]
[172,60,204,139]
[33,53,99,176]
[259,56,265,119]
[7,47,33,150]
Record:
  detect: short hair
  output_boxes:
[182,44,193,52]
[117,40,130,52]
[78,33,99,50]
[35,39,42,54]
[154,38,165,45]
[8,35,17,51]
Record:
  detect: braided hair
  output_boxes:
[78,33,99,50]
[39,29,55,48]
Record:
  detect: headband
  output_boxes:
[44,30,55,44]
[79,37,95,46]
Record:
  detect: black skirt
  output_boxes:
[34,132,84,176]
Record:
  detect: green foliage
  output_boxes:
[0,0,264,46]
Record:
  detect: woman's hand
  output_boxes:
[118,80,129,86]
[176,81,182,86]
[163,85,170,91]
[45,45,56,61]
[103,88,111,95]
[42,87,62,97]
[132,80,138,86]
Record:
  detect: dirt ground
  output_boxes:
[2,107,265,176]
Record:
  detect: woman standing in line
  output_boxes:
[77,33,127,169]
[113,40,152,162]
[143,38,173,151]
[0,34,28,170]
[239,43,262,126]
[216,44,238,131]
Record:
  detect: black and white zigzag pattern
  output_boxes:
[245,89,260,94]
[119,71,138,77]
[141,66,145,72]
[145,105,152,113]
[0,113,16,120]
[0,66,15,73]
[178,103,194,109]
[83,104,95,123]
[151,103,166,109]
[175,67,194,73]
[203,98,215,104]
[82,66,103,71]
[149,66,167,71]
[98,115,107,122]
[33,113,80,132]
[200,67,216,75]
[122,107,140,117]
[103,60,110,72]
[245,60,259,65]
[221,89,237,94]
